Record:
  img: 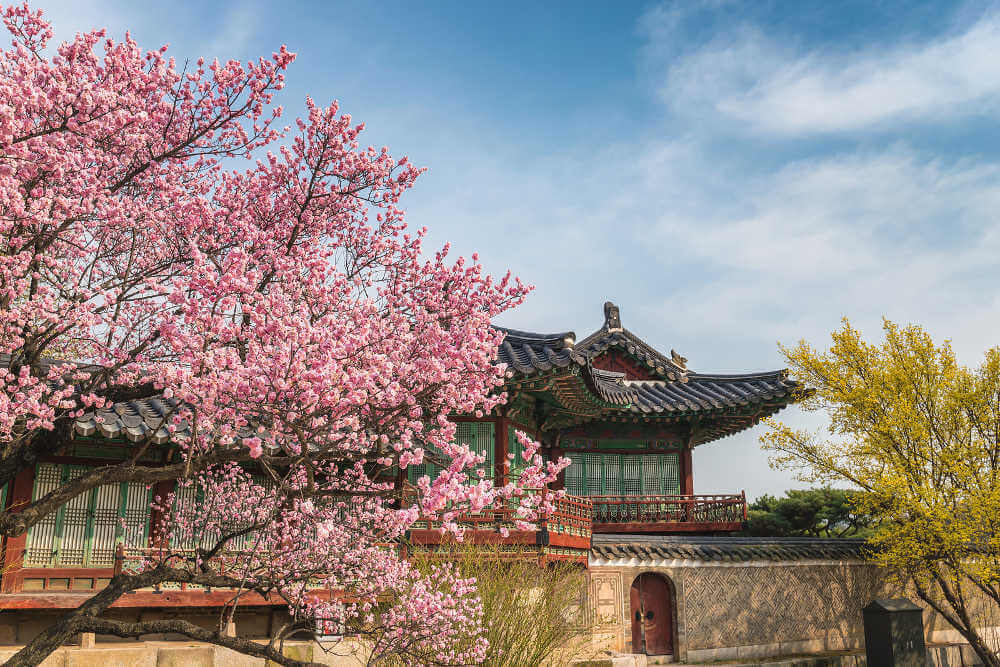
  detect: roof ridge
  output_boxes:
[590,534,869,563]
[688,370,788,381]
[491,325,576,348]
[576,326,687,376]
[591,535,868,543]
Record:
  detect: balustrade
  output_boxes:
[588,493,746,530]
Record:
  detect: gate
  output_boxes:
[629,573,674,656]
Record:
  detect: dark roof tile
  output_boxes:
[75,396,184,444]
[576,328,687,380]
[493,326,584,376]
[620,370,796,416]
[590,534,868,562]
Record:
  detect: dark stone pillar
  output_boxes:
[863,598,927,667]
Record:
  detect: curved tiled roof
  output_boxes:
[576,327,687,381]
[493,326,585,376]
[494,315,799,429]
[590,535,868,563]
[73,396,184,443]
[623,371,797,416]
[61,301,799,444]
[587,368,635,407]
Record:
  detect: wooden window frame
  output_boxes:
[23,463,152,569]
[562,451,682,497]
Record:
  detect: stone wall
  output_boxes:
[0,639,371,666]
[588,560,996,662]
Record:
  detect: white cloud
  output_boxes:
[675,150,1000,272]
[641,146,1000,355]
[653,7,1000,134]
[652,145,1000,495]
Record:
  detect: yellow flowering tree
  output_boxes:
[762,320,1000,665]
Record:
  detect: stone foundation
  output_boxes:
[0,609,280,646]
[0,639,371,666]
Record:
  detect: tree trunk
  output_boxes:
[911,581,1000,667]
[4,568,165,667]
[4,566,325,667]
[960,629,1000,667]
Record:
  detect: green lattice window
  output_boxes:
[171,478,274,552]
[171,483,211,551]
[563,453,679,496]
[24,463,152,568]
[507,425,530,477]
[407,421,495,485]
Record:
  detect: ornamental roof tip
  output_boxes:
[603,301,622,331]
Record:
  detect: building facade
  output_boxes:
[1,301,811,660]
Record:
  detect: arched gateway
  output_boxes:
[629,572,675,656]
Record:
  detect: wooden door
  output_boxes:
[629,573,673,655]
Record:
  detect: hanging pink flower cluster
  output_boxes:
[0,3,567,662]
[146,464,490,662]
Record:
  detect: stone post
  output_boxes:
[863,598,927,666]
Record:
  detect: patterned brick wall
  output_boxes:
[680,563,886,650]
[588,561,1000,660]
[588,561,901,658]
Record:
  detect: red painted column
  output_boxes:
[495,416,508,488]
[147,480,176,551]
[394,468,407,507]
[550,434,565,491]
[2,464,37,592]
[681,447,694,496]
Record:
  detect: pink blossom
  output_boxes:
[0,4,548,663]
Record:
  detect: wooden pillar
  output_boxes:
[394,467,407,508]
[147,479,176,551]
[2,463,37,592]
[495,416,508,488]
[681,446,694,496]
[550,432,565,491]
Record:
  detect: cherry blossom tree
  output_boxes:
[0,4,565,665]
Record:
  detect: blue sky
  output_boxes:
[37,0,1000,498]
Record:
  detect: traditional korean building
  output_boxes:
[407,301,799,560]
[0,300,813,661]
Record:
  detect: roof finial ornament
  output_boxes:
[603,301,622,331]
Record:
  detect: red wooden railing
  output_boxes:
[404,492,593,562]
[0,493,749,594]
[542,494,593,540]
[588,492,746,530]
[409,493,592,540]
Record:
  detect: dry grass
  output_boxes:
[410,545,591,666]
